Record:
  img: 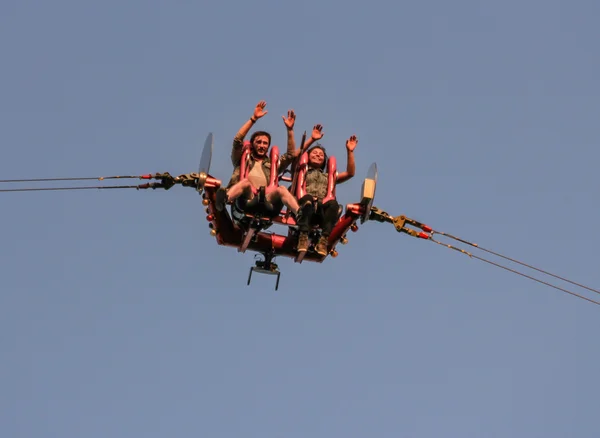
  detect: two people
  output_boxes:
[216,101,359,255]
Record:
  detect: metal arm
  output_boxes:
[134,171,219,191]
[368,206,431,239]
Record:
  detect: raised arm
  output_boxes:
[283,110,296,156]
[278,109,297,171]
[336,135,357,184]
[231,100,268,166]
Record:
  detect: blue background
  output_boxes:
[2,1,599,437]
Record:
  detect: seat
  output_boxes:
[230,142,283,228]
[291,152,341,234]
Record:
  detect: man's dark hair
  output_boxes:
[250,131,271,147]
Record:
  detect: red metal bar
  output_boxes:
[295,152,309,199]
[326,205,363,249]
[239,228,255,253]
[322,156,337,204]
[265,146,280,195]
[239,141,251,180]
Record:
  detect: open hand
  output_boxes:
[346,135,358,152]
[311,124,324,141]
[282,109,296,130]
[253,100,268,119]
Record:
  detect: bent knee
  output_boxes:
[231,179,251,190]
[275,186,290,196]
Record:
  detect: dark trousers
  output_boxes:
[296,195,340,237]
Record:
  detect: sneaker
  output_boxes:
[297,232,309,253]
[215,188,228,212]
[315,236,328,256]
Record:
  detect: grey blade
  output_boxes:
[360,162,378,223]
[199,133,213,175]
[197,133,214,193]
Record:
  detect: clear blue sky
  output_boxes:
[2,1,599,437]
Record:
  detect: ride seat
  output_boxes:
[295,151,337,202]
[230,142,283,224]
[293,151,342,229]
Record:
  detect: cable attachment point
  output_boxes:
[369,207,431,239]
[368,206,394,223]
[392,215,406,232]
[394,215,432,239]
[156,172,177,190]
[175,172,202,188]
[134,173,178,190]
[396,222,431,240]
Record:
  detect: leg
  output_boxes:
[266,186,299,214]
[320,199,341,237]
[295,195,315,252]
[296,195,314,233]
[314,199,340,256]
[216,180,254,211]
[226,179,254,202]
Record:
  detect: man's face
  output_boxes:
[308,147,325,168]
[252,135,270,158]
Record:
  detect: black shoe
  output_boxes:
[215,188,228,212]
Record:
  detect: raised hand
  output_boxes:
[282,109,296,130]
[253,100,268,120]
[311,124,324,141]
[346,135,358,152]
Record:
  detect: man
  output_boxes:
[215,100,300,216]
[295,126,358,256]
